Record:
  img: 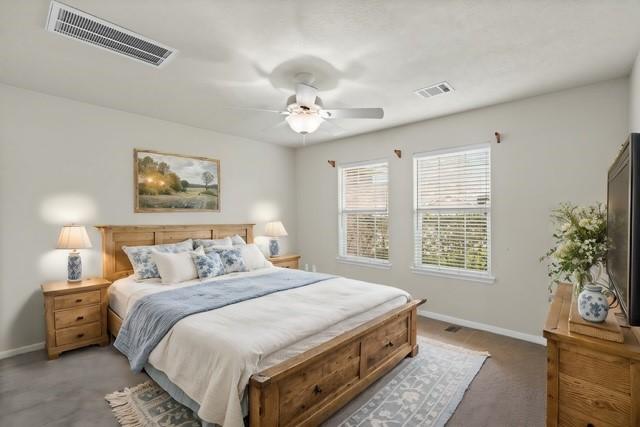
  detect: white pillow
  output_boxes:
[151,247,204,284]
[193,237,233,249]
[241,244,272,270]
[231,234,246,246]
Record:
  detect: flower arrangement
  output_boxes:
[540,203,609,292]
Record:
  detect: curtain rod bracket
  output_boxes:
[394,149,402,159]
[495,131,501,144]
[328,160,336,168]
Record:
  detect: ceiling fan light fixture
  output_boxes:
[286,113,323,134]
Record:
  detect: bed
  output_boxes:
[97,224,425,427]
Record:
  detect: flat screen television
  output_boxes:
[607,133,640,326]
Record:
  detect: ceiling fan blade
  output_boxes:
[295,83,317,107]
[320,108,384,119]
[260,120,289,133]
[228,107,288,115]
[320,119,346,136]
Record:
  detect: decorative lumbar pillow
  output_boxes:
[191,251,225,280]
[241,244,271,270]
[193,237,233,249]
[123,239,193,281]
[152,247,204,284]
[203,247,248,274]
[231,234,246,246]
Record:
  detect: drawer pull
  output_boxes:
[385,340,394,348]
[313,385,322,395]
[75,299,83,303]
[77,333,85,339]
[76,316,84,321]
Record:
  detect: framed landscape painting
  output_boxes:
[134,149,220,212]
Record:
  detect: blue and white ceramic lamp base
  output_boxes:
[269,239,280,257]
[67,251,82,282]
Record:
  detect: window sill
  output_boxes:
[336,256,392,270]
[410,266,495,284]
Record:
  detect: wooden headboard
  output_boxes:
[95,224,254,281]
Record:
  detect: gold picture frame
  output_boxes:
[134,149,221,212]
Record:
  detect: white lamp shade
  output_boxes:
[56,225,92,250]
[265,221,288,237]
[286,113,323,134]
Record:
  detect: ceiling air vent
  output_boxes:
[414,81,454,98]
[45,1,176,67]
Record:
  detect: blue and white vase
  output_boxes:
[578,284,609,323]
[68,251,82,282]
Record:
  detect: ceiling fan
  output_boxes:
[244,72,384,136]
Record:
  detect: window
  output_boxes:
[413,145,492,281]
[338,161,390,266]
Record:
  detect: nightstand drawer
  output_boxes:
[54,290,100,310]
[278,260,298,269]
[54,305,101,329]
[55,322,101,346]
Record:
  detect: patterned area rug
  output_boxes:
[105,381,201,427]
[105,337,488,427]
[335,338,489,426]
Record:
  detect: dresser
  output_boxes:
[269,254,301,269]
[543,283,640,426]
[41,278,111,359]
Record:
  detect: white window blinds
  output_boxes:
[414,145,491,275]
[339,161,389,263]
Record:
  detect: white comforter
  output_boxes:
[110,267,410,427]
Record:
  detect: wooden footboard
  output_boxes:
[249,299,425,427]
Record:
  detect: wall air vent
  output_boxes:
[414,81,454,98]
[45,1,176,67]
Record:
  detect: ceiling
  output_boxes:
[2,1,640,147]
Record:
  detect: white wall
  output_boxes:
[0,84,297,354]
[295,78,629,338]
[631,51,640,132]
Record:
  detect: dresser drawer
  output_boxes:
[558,373,630,427]
[54,305,101,329]
[559,406,620,427]
[362,314,410,373]
[55,322,101,346]
[54,290,100,310]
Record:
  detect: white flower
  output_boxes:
[555,242,569,257]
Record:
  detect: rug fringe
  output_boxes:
[105,381,155,427]
[421,336,491,357]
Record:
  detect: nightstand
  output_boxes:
[41,278,111,359]
[269,254,301,269]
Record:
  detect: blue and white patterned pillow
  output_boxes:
[123,239,194,281]
[203,247,248,274]
[191,251,225,280]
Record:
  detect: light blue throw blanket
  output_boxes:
[114,270,333,372]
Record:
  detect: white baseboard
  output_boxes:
[418,309,547,346]
[0,341,45,360]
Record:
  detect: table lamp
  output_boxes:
[57,225,92,282]
[265,221,287,257]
